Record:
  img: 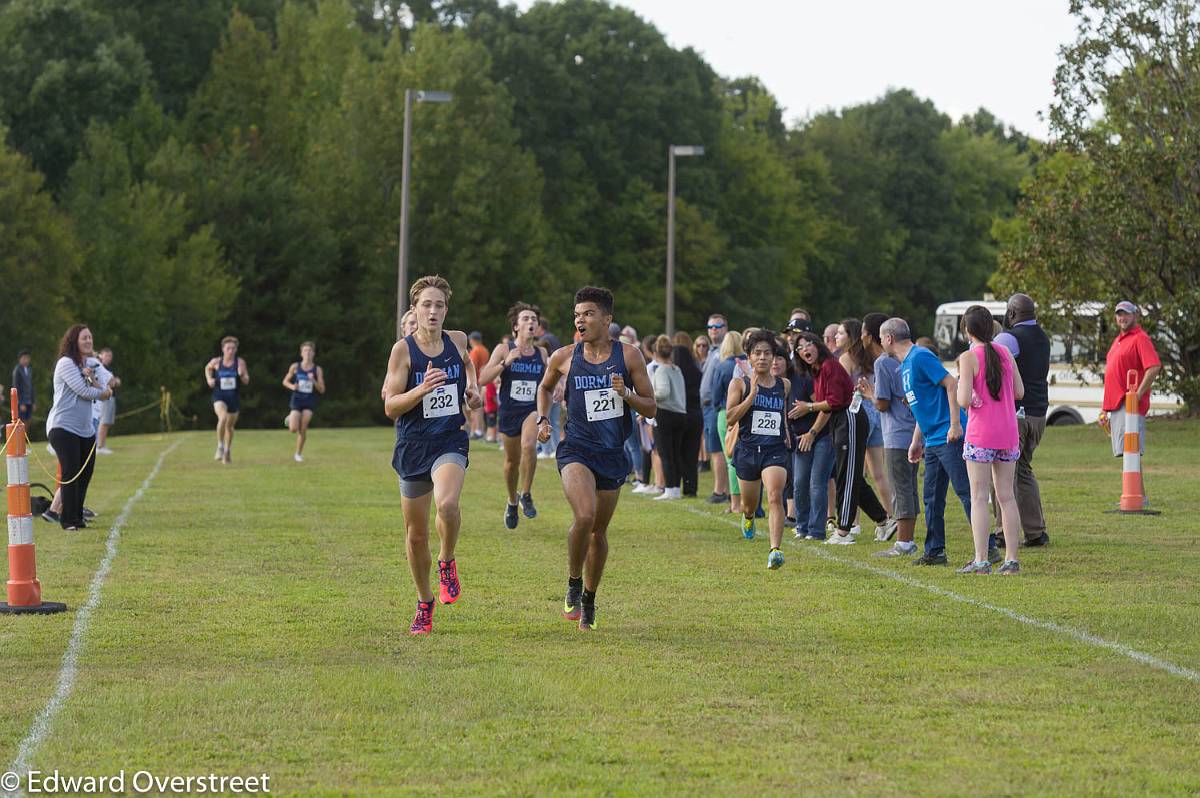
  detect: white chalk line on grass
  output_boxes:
[674,502,1200,684]
[5,439,183,798]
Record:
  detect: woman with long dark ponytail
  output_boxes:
[956,305,1026,575]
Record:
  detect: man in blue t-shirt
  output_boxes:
[862,342,920,557]
[882,318,985,566]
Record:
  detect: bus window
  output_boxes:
[934,314,964,360]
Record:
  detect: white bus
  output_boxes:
[932,300,1181,425]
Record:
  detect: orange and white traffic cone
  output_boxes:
[1116,369,1160,516]
[1,388,67,614]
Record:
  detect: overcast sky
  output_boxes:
[512,0,1080,138]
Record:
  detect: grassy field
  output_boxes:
[2,419,1199,796]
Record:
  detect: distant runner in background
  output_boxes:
[206,336,249,465]
[283,341,325,463]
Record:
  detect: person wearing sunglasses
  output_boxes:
[698,314,731,504]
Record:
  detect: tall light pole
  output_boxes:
[665,144,704,336]
[397,89,453,340]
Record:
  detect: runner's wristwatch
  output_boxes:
[536,415,549,425]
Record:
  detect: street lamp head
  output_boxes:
[671,145,704,157]
[416,90,453,103]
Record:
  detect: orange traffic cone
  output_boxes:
[1,388,67,614]
[1115,369,1160,516]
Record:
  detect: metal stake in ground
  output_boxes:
[2,388,67,615]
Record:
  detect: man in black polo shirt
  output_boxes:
[994,293,1050,547]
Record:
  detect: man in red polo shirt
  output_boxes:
[1098,301,1162,463]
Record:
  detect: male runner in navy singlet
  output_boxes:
[384,275,483,636]
[478,302,548,529]
[537,287,656,630]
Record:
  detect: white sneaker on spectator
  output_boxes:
[874,518,898,542]
[849,523,862,538]
[630,482,652,494]
[825,532,855,545]
[872,542,916,557]
[97,447,114,455]
[654,488,680,501]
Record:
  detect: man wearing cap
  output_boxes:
[784,312,813,348]
[467,331,490,439]
[698,313,730,503]
[994,294,1051,547]
[1099,301,1161,485]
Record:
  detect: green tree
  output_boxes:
[0,129,80,398]
[996,0,1200,410]
[793,90,1030,334]
[63,125,237,427]
[0,0,152,191]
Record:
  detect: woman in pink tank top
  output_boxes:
[955,306,1026,575]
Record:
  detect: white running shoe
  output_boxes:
[294,453,304,463]
[284,415,291,428]
[653,488,680,501]
[630,483,653,494]
[872,542,917,557]
[214,444,224,460]
[849,523,862,538]
[825,532,855,545]
[874,518,898,542]
[97,447,114,455]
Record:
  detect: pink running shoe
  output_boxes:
[409,600,434,636]
[438,559,461,605]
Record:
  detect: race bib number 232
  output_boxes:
[422,386,460,419]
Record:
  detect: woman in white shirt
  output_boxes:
[45,325,111,531]
[651,335,687,500]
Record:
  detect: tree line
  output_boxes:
[3,0,1190,426]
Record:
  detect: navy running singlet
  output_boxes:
[564,342,633,451]
[291,363,318,409]
[499,343,545,417]
[736,376,787,447]
[396,333,467,441]
[214,358,239,394]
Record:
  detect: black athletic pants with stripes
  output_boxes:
[830,408,886,532]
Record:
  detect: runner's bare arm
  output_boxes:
[384,340,444,420]
[239,358,250,385]
[204,358,217,388]
[725,373,757,426]
[724,372,744,427]
[282,363,297,391]
[477,343,509,385]
[536,346,571,442]
[620,343,656,419]
[315,366,326,394]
